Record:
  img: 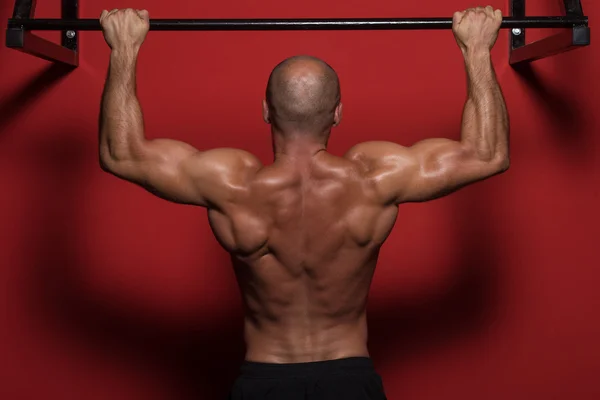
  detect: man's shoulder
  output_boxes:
[194,148,264,194]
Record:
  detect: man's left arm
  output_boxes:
[99,9,260,207]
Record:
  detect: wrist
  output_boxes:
[110,46,140,62]
[462,47,491,61]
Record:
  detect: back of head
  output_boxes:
[266,55,341,135]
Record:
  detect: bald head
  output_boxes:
[265,56,341,134]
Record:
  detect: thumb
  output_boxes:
[453,11,465,26]
[100,9,108,23]
[136,9,150,22]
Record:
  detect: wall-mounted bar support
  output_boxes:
[509,0,589,65]
[6,0,78,66]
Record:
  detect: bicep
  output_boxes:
[105,139,257,207]
[351,139,504,204]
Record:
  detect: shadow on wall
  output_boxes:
[367,190,503,369]
[23,129,245,400]
[513,63,592,163]
[0,64,72,134]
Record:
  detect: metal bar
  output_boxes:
[509,25,590,65]
[563,0,584,16]
[5,29,78,66]
[12,0,36,19]
[61,0,78,51]
[7,16,588,31]
[510,0,526,50]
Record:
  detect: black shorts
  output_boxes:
[228,357,387,399]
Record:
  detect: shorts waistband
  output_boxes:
[240,357,374,379]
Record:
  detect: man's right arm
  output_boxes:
[346,7,509,204]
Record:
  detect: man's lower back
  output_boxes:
[243,314,370,363]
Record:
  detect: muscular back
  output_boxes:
[102,129,507,363]
[207,151,398,363]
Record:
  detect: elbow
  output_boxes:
[99,156,123,177]
[98,135,147,172]
[98,155,134,181]
[99,144,149,181]
[98,145,116,173]
[98,143,140,174]
[492,153,510,174]
[99,156,114,173]
[500,156,510,172]
[463,144,510,174]
[99,147,126,175]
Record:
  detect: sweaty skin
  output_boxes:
[99,7,509,363]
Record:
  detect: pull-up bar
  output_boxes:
[7,16,589,31]
[5,0,591,67]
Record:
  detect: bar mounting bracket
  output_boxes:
[509,0,589,65]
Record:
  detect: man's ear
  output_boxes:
[333,103,343,127]
[262,100,271,124]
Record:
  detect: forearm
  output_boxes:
[99,47,146,167]
[460,49,509,164]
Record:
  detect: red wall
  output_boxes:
[1,1,599,399]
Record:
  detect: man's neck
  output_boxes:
[272,130,328,161]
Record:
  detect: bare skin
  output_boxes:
[99,6,509,363]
